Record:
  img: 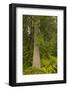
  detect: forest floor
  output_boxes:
[23,56,57,75]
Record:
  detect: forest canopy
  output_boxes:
[23,15,57,75]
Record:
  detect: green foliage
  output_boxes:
[23,56,57,74]
[40,16,57,57]
[36,33,44,47]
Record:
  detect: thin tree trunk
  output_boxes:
[32,22,40,69]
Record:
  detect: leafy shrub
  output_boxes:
[23,56,57,75]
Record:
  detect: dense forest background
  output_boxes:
[23,15,57,75]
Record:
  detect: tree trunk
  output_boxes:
[32,22,40,69]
